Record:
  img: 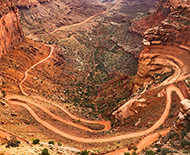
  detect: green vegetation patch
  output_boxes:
[41,148,50,155]
[32,138,40,144]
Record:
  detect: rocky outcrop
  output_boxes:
[130,0,190,46]
[130,8,170,36]
[0,0,23,58]
[132,0,190,92]
[169,0,190,9]
[142,0,190,46]
[144,7,190,45]
[16,0,39,8]
[13,0,50,8]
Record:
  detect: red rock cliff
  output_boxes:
[132,0,190,92]
[0,0,23,58]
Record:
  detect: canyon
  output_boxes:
[0,0,190,155]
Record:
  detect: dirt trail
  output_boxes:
[106,84,185,154]
[6,84,184,143]
[19,45,55,96]
[51,15,97,33]
[17,44,111,133]
[51,0,121,33]
[0,129,11,140]
[6,95,110,133]
[113,44,190,118]
[113,53,184,118]
[31,95,111,130]
[15,45,188,143]
[105,129,170,155]
[136,129,170,153]
[3,41,190,155]
[0,127,28,143]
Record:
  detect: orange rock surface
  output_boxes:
[0,0,23,58]
[16,0,39,8]
[170,0,190,9]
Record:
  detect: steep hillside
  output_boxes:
[110,0,190,154]
[0,0,23,58]
[131,0,190,93]
[0,0,189,155]
[130,0,190,46]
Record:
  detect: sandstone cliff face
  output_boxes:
[0,0,23,58]
[135,0,190,46]
[132,0,190,92]
[143,5,190,45]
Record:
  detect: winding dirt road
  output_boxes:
[51,0,121,34]
[6,95,110,133]
[106,84,185,155]
[113,54,182,118]
[31,95,111,130]
[113,46,190,119]
[106,129,170,155]
[17,44,111,133]
[6,84,185,143]
[3,43,190,155]
[19,45,55,96]
[0,127,28,143]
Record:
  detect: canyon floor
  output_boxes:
[0,0,190,155]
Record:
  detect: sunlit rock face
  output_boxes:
[15,0,39,8]
[0,0,23,58]
[169,0,190,9]
[11,0,51,8]
[143,0,190,45]
[15,0,50,8]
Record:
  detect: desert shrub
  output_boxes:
[57,142,62,146]
[183,150,190,154]
[132,152,137,155]
[79,150,89,155]
[167,131,178,139]
[1,90,6,97]
[41,148,50,155]
[48,140,55,145]
[6,139,20,148]
[145,150,156,155]
[181,139,190,147]
[181,130,187,138]
[160,148,172,155]
[32,138,40,144]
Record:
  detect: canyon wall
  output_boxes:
[130,0,190,45]
[0,0,23,58]
[132,0,190,92]
[143,0,190,45]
